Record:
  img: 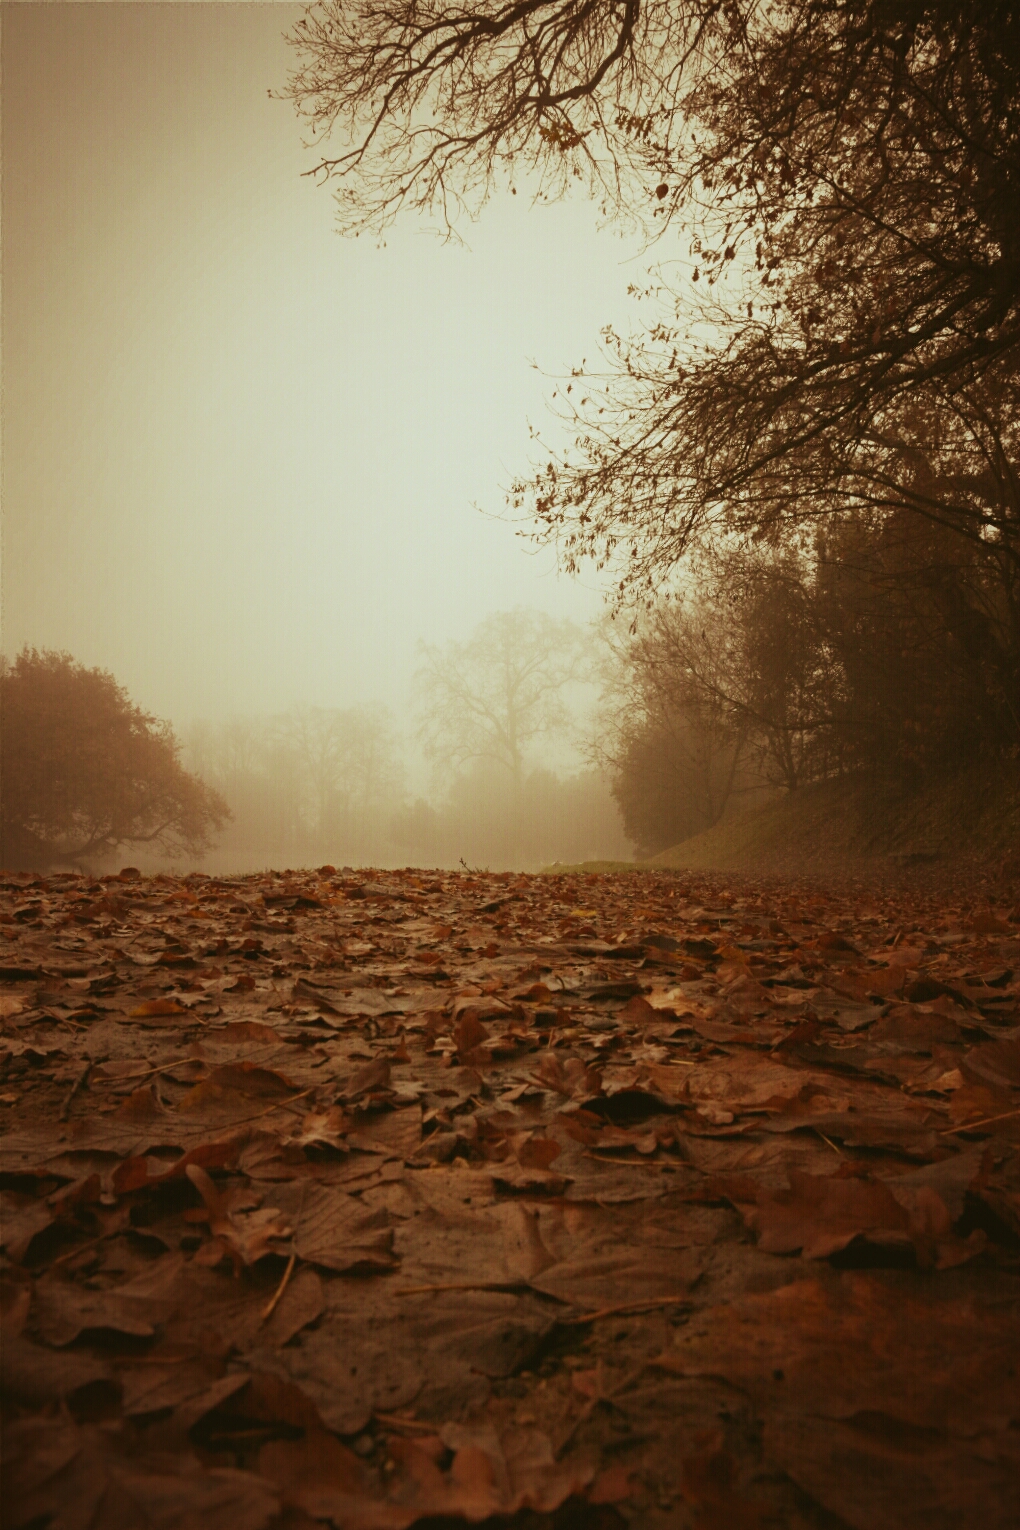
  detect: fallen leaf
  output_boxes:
[186,1165,293,1270]
[269,1181,399,1273]
[712,1168,911,1258]
[128,998,188,1018]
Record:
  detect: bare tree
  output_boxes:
[281,1,711,239]
[187,717,265,799]
[596,535,844,851]
[416,609,588,789]
[280,2,1020,781]
[595,596,750,852]
[279,704,404,835]
[284,2,1020,602]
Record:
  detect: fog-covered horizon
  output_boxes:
[1,1,648,742]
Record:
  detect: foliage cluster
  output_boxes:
[602,505,1018,855]
[0,650,229,871]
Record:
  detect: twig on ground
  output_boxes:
[396,1279,530,1295]
[261,1252,297,1321]
[373,1410,436,1433]
[940,1107,1020,1135]
[559,1296,691,1325]
[48,1234,106,1269]
[217,1087,318,1130]
[59,1063,91,1121]
[92,1059,207,1088]
[582,1152,677,1169]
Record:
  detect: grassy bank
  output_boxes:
[542,763,1019,882]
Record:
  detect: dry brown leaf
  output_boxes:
[4,1417,280,1530]
[186,1165,293,1270]
[268,1180,399,1273]
[343,1056,392,1099]
[712,1168,923,1258]
[34,1255,184,1347]
[128,998,188,1018]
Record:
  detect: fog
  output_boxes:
[2,1,647,867]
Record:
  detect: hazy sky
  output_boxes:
[2,0,645,730]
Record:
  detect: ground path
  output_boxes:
[3,863,1019,1528]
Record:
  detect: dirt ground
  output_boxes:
[2,863,1019,1528]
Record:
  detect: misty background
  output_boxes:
[9,4,1004,881]
[2,1,645,870]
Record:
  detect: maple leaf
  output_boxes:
[186,1165,293,1272]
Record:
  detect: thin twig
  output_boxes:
[261,1252,297,1322]
[939,1107,1020,1135]
[253,1087,318,1121]
[559,1295,691,1325]
[396,1279,530,1295]
[48,1233,106,1269]
[373,1410,436,1433]
[59,1063,91,1122]
[93,1059,206,1087]
[582,1151,677,1169]
[218,1086,318,1130]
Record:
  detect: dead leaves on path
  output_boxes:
[2,862,1019,1528]
[711,1154,988,1267]
[657,1273,1020,1530]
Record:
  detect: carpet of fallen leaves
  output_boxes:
[2,861,1019,1530]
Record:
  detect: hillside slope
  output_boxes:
[646,766,1019,881]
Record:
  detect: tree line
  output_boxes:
[600,506,1017,856]
[0,617,630,873]
[5,535,1009,871]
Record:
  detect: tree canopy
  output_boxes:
[284,0,1020,604]
[1,650,230,870]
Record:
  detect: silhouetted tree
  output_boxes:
[285,2,1020,605]
[1,650,229,869]
[815,507,1020,773]
[595,601,750,853]
[596,540,840,852]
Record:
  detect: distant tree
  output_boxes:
[187,716,265,798]
[596,536,854,851]
[183,705,405,863]
[1,649,230,869]
[725,552,834,791]
[184,716,305,854]
[596,599,751,854]
[280,703,404,835]
[416,610,588,789]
